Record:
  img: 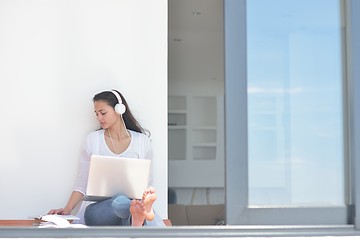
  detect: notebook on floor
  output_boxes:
[83,155,151,201]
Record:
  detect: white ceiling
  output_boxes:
[169,0,224,37]
[168,0,224,87]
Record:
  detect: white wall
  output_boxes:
[0,0,167,220]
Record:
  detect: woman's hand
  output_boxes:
[47,191,84,216]
[47,208,71,215]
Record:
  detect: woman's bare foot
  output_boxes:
[142,186,156,221]
[129,187,157,226]
[129,200,145,227]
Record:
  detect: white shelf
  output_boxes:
[168,110,187,114]
[193,143,216,147]
[168,126,187,130]
[168,95,224,187]
[168,96,187,162]
[168,128,186,160]
[192,126,216,130]
[168,113,186,126]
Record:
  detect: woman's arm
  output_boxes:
[48,191,84,215]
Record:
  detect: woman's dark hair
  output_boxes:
[93,90,150,136]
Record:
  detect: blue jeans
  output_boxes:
[84,194,132,226]
[84,194,165,226]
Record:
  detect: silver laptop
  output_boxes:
[83,155,151,201]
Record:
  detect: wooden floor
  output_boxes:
[0,220,34,226]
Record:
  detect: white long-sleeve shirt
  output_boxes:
[73,129,153,224]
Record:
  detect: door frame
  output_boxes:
[224,0,360,225]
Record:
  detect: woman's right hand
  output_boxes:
[47,191,84,216]
[47,208,71,215]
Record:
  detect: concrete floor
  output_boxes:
[1,225,360,239]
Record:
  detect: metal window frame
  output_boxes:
[346,0,360,230]
[224,0,359,226]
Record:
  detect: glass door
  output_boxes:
[225,0,349,225]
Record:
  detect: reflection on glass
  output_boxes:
[247,0,344,205]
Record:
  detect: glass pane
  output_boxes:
[247,0,344,206]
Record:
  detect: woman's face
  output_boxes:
[94,100,118,129]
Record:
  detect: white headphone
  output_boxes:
[110,90,126,115]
